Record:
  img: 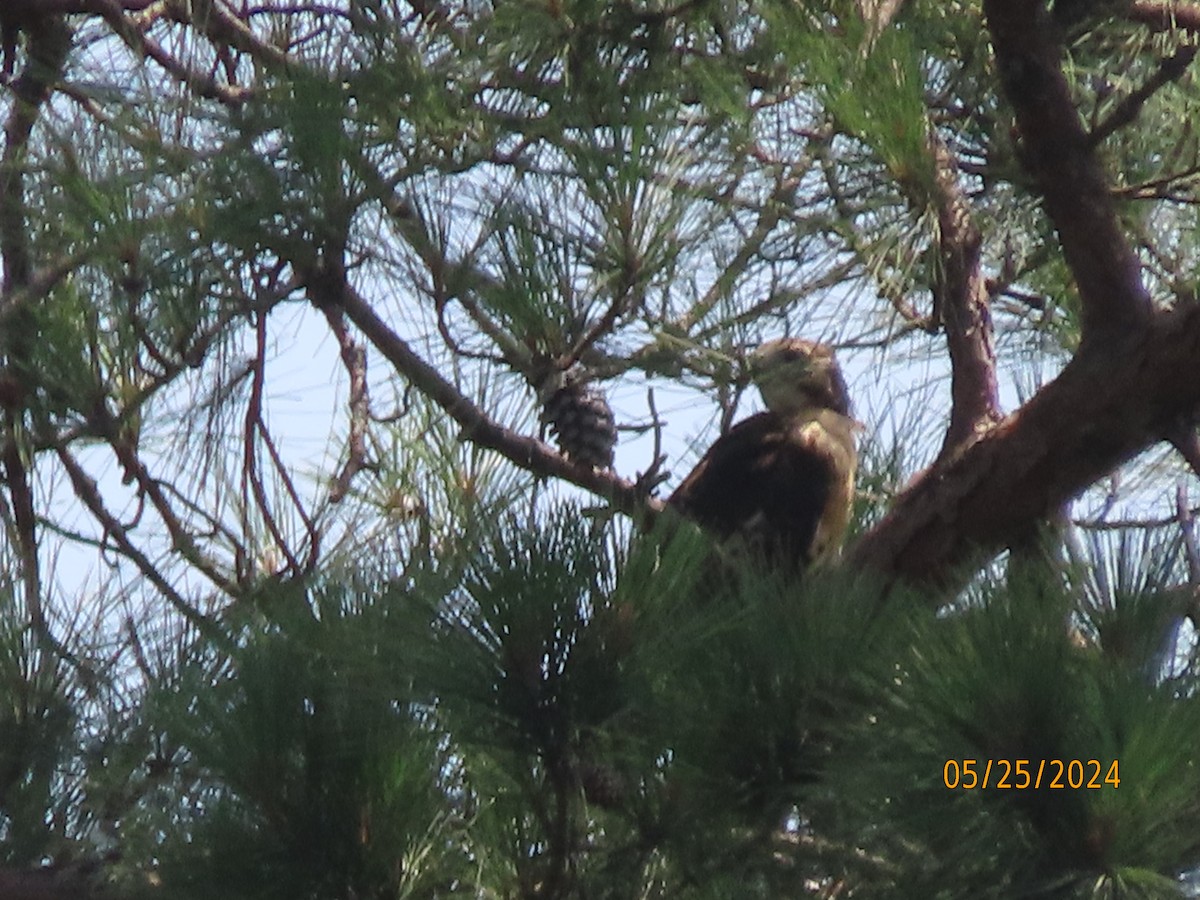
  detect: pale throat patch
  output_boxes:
[793,411,858,564]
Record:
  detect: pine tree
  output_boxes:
[0,1,1199,897]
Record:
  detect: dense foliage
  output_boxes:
[0,0,1199,896]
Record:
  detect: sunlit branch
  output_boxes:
[928,130,1001,453]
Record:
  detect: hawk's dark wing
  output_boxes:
[669,411,845,568]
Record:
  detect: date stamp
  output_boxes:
[943,759,1120,790]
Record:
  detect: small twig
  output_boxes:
[1089,44,1198,147]
[54,442,218,636]
[241,313,314,580]
[88,400,237,596]
[634,387,670,496]
[322,305,374,503]
[123,615,154,682]
[0,421,94,687]
[564,283,636,371]
[87,0,253,106]
[254,397,321,574]
[165,0,292,71]
[1072,506,1200,531]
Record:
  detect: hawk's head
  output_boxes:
[749,339,850,418]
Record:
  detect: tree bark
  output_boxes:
[850,304,1200,590]
[847,0,1200,593]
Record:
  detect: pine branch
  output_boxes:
[851,303,1200,591]
[307,269,666,524]
[1128,1,1200,33]
[928,130,1002,454]
[985,0,1153,343]
[1089,44,1198,147]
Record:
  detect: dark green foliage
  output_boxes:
[119,508,1200,897]
[8,504,1200,898]
[834,564,1200,898]
[145,581,460,899]
[4,1,1200,896]
[0,587,74,866]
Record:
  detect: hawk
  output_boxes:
[669,339,858,570]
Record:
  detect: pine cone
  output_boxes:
[540,373,617,470]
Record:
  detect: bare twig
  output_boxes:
[166,0,291,71]
[1177,485,1200,584]
[54,442,218,635]
[240,313,320,580]
[123,615,154,682]
[1073,506,1200,531]
[86,0,252,106]
[323,305,373,503]
[634,387,670,495]
[253,391,321,575]
[87,401,239,597]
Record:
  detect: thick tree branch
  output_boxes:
[929,131,1002,453]
[1,0,155,14]
[984,0,1152,343]
[167,0,291,71]
[856,0,1200,594]
[1128,1,1200,32]
[851,303,1200,590]
[0,15,78,677]
[1,426,51,661]
[1,15,69,293]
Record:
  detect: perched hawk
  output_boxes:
[669,339,858,570]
